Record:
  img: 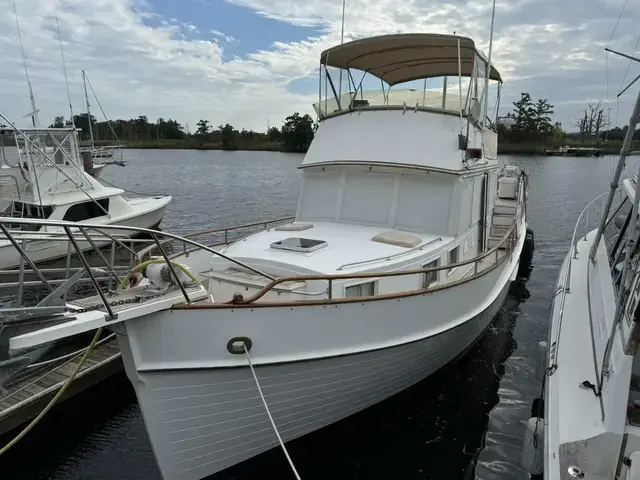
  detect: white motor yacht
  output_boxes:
[4,33,534,480]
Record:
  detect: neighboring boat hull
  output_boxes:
[0,196,171,269]
[116,231,523,480]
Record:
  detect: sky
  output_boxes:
[0,0,638,133]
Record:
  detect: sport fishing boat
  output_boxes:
[0,121,171,269]
[4,33,533,480]
[521,46,640,479]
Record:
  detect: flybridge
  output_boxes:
[309,33,503,170]
[314,33,502,127]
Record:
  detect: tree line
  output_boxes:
[49,112,316,152]
[497,93,639,146]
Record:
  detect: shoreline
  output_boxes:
[113,141,632,156]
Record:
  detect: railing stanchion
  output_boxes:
[78,227,121,286]
[474,259,478,276]
[224,229,228,245]
[584,210,589,241]
[63,226,117,320]
[17,240,25,306]
[328,279,333,300]
[64,240,72,302]
[151,232,191,304]
[108,240,116,291]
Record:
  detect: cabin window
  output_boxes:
[10,202,53,220]
[10,202,53,231]
[62,199,109,222]
[448,246,459,274]
[345,281,376,298]
[423,260,440,288]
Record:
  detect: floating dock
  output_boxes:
[545,146,604,157]
[0,337,122,436]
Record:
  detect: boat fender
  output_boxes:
[227,336,252,354]
[536,341,548,382]
[521,417,544,475]
[526,227,535,251]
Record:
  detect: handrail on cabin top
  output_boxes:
[189,212,523,307]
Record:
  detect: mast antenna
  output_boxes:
[56,18,75,127]
[13,1,40,127]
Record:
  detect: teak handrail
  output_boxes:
[181,212,521,309]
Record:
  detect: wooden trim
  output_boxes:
[179,219,520,310]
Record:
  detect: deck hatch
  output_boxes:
[270,237,328,253]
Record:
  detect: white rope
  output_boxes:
[244,344,302,480]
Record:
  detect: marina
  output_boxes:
[0,26,540,479]
[0,0,638,478]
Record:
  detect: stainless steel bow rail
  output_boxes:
[0,216,292,317]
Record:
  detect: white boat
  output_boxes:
[520,47,640,479]
[5,33,533,480]
[0,123,171,269]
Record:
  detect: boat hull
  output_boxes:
[116,236,522,480]
[0,197,170,269]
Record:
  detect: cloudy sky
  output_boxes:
[0,0,638,133]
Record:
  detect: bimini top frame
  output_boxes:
[315,33,503,126]
[320,33,502,86]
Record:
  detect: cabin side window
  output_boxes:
[11,203,54,231]
[345,281,376,298]
[62,199,110,222]
[448,246,459,274]
[423,260,440,288]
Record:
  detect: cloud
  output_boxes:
[210,29,237,43]
[0,0,638,134]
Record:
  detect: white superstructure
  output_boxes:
[6,33,530,480]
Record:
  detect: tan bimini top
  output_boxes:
[320,33,502,86]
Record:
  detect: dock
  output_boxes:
[0,337,122,436]
[545,146,604,157]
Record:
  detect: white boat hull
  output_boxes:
[116,235,522,480]
[0,197,170,269]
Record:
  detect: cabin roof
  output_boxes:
[320,33,502,85]
[223,221,451,275]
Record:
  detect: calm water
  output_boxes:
[0,150,633,480]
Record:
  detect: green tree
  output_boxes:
[281,113,314,152]
[71,113,98,141]
[267,126,281,142]
[509,93,555,141]
[511,93,536,139]
[534,98,554,139]
[50,116,65,128]
[196,119,210,136]
[220,124,236,149]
